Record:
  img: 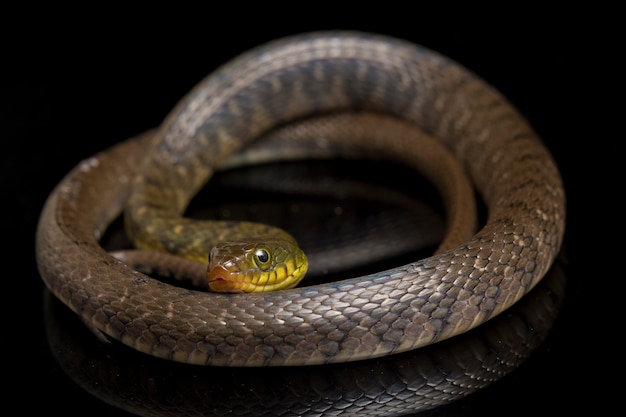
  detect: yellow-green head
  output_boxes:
[207,239,308,293]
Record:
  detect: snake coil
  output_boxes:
[35,31,565,366]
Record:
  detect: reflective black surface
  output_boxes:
[4,10,608,416]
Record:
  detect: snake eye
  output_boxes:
[254,247,271,269]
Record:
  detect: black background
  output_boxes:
[3,6,616,416]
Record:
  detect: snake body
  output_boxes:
[35,31,565,366]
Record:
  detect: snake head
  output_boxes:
[207,239,308,293]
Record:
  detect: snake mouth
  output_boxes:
[207,265,246,293]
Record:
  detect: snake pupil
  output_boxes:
[255,249,269,264]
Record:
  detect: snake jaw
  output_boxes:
[207,246,246,292]
[207,264,247,293]
[207,245,262,293]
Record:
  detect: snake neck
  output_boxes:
[124,207,297,263]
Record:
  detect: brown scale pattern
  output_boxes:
[36,31,565,367]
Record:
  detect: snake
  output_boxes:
[35,31,566,367]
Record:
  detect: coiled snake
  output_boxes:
[35,31,566,366]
